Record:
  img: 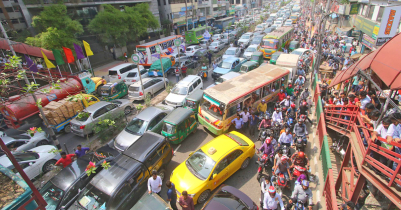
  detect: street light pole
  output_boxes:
[0,20,61,150]
[313,13,331,77]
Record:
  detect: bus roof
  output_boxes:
[136,35,182,48]
[205,64,289,104]
[188,25,210,31]
[263,26,293,39]
[215,17,235,22]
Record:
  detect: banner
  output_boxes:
[24,55,38,72]
[376,6,401,46]
[62,47,75,64]
[349,4,359,15]
[73,43,85,60]
[52,49,65,65]
[41,51,56,69]
[354,15,379,39]
[83,40,94,56]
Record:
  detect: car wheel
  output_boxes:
[42,159,57,173]
[158,169,166,181]
[197,190,211,204]
[36,140,49,146]
[124,106,132,115]
[241,158,250,169]
[64,124,72,133]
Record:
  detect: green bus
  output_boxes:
[185,25,212,45]
[261,26,294,59]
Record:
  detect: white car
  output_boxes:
[273,20,283,27]
[123,67,148,86]
[238,32,254,47]
[211,34,223,42]
[222,47,241,59]
[128,77,169,101]
[171,53,189,63]
[254,24,264,32]
[208,41,225,52]
[0,131,50,156]
[165,75,203,107]
[0,145,61,180]
[185,45,202,57]
[244,45,260,60]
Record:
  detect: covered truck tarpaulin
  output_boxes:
[329,33,401,89]
[0,38,55,60]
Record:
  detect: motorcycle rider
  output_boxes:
[290,151,310,179]
[257,138,275,165]
[286,104,297,120]
[297,67,305,77]
[260,175,273,209]
[272,108,283,123]
[201,63,208,79]
[287,180,313,210]
[294,75,306,87]
[257,99,268,115]
[280,96,291,109]
[297,102,313,124]
[278,89,286,102]
[300,88,310,101]
[259,115,272,130]
[278,128,293,156]
[293,119,309,146]
[263,186,285,210]
[273,155,292,181]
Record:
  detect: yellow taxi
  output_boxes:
[170,131,255,205]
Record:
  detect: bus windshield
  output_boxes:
[201,98,224,119]
[263,40,278,48]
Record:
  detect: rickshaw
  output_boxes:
[240,61,259,74]
[184,89,203,115]
[288,41,300,52]
[100,81,128,101]
[250,52,264,65]
[161,108,198,144]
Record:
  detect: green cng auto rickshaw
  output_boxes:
[250,52,264,65]
[100,81,128,101]
[240,61,259,74]
[184,89,203,115]
[270,51,284,64]
[288,41,300,52]
[161,108,198,144]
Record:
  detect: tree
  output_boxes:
[25,4,83,50]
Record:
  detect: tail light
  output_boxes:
[132,80,136,82]
[172,148,174,156]
[215,47,218,49]
[79,125,85,129]
[253,144,255,148]
[118,75,121,79]
[139,92,143,96]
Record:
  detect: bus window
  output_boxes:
[237,102,242,112]
[150,46,156,54]
[227,105,237,118]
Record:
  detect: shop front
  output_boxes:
[353,15,380,53]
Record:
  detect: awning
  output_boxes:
[329,32,401,89]
[0,38,55,60]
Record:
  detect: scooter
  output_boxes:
[256,153,273,182]
[199,69,208,81]
[293,165,316,183]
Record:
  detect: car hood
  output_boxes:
[165,93,187,104]
[222,55,235,59]
[213,67,231,75]
[114,129,141,151]
[29,145,56,153]
[244,51,253,57]
[170,162,205,194]
[238,38,250,43]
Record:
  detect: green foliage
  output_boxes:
[90,112,125,143]
[27,127,43,137]
[7,29,31,43]
[25,4,83,50]
[136,104,144,110]
[145,93,151,107]
[340,0,349,4]
[166,82,174,94]
[76,112,90,120]
[48,148,62,154]
[88,3,159,46]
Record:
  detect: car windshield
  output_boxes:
[76,111,91,122]
[240,66,248,73]
[291,50,303,55]
[241,35,250,39]
[162,123,176,134]
[125,118,148,135]
[219,62,232,69]
[186,149,216,180]
[263,40,278,48]
[210,43,217,46]
[77,185,109,210]
[289,43,298,48]
[129,86,140,92]
[225,50,236,55]
[222,34,228,39]
[40,182,65,210]
[186,48,193,51]
[171,85,188,95]
[109,70,117,76]
[246,47,257,52]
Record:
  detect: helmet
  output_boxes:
[282,107,287,111]
[299,75,302,78]
[291,104,296,108]
[287,95,290,99]
[301,180,310,187]
[265,138,271,144]
[305,88,309,91]
[302,102,307,106]
[281,155,289,161]
[288,118,294,124]
[265,115,270,120]
[285,128,290,133]
[289,84,292,88]
[298,151,305,158]
[300,59,303,62]
[262,153,268,160]
[268,186,276,193]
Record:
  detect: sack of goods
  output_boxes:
[40,99,84,125]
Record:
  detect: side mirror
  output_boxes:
[212,174,217,180]
[189,152,194,156]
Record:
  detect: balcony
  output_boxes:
[23,0,151,7]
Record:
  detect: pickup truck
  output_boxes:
[212,57,247,80]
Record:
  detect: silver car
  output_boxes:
[70,100,133,137]
[221,33,235,45]
[113,105,174,151]
[123,68,149,86]
[0,131,50,156]
[199,39,211,49]
[208,41,225,52]
[128,77,169,101]
[222,47,241,59]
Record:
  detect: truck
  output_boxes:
[0,75,103,129]
[73,71,107,95]
[275,54,300,83]
[148,55,176,77]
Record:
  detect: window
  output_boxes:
[11,19,19,24]
[163,0,166,5]
[236,0,240,4]
[5,7,13,13]
[93,107,107,118]
[227,104,237,118]
[111,184,131,208]
[144,81,151,89]
[367,5,375,19]
[214,157,229,174]
[19,18,25,23]
[377,6,385,22]
[12,5,19,12]
[226,150,243,164]
[157,0,160,6]
[105,104,117,111]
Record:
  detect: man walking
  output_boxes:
[75,145,90,158]
[249,112,259,137]
[148,170,162,195]
[166,181,178,210]
[207,51,212,68]
[179,191,195,210]
[181,64,187,78]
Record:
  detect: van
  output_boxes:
[109,63,142,82]
[128,77,169,101]
[165,75,203,107]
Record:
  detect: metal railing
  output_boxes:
[324,168,338,210]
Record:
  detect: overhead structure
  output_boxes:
[0,38,55,60]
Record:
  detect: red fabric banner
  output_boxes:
[62,46,75,63]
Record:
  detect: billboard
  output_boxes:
[376,6,401,46]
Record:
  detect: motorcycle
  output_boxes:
[271,172,289,196]
[258,128,271,142]
[293,165,316,183]
[294,135,307,152]
[294,200,308,210]
[199,68,208,81]
[256,153,273,182]
[271,121,283,140]
[330,132,348,160]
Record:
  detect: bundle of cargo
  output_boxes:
[40,99,84,126]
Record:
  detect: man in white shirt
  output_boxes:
[148,170,162,195]
[231,115,243,131]
[370,118,394,166]
[240,108,250,132]
[263,186,285,210]
[37,63,44,69]
[278,128,293,155]
[272,109,283,123]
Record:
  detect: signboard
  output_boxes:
[181,6,193,11]
[376,6,401,46]
[354,15,379,39]
[131,54,140,63]
[361,34,376,49]
[174,39,181,47]
[176,21,186,26]
[358,0,369,3]
[350,4,360,14]
[338,5,345,14]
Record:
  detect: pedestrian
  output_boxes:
[230,42,234,47]
[179,191,195,210]
[249,112,259,137]
[75,145,90,158]
[207,51,212,68]
[240,108,250,133]
[55,152,76,168]
[181,64,187,78]
[213,61,218,70]
[166,181,178,210]
[124,52,128,62]
[175,68,180,83]
[231,114,243,132]
[147,170,162,195]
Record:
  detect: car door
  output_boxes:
[91,106,108,125]
[20,160,40,179]
[153,78,163,92]
[118,168,147,209]
[225,149,245,177]
[210,157,230,190]
[145,142,170,172]
[149,112,168,134]
[105,103,119,118]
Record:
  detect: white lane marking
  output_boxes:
[316,190,321,202]
[314,156,318,165]
[174,144,182,155]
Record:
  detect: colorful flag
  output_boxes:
[83,40,93,56]
[51,49,65,65]
[24,55,38,72]
[62,47,75,63]
[73,43,85,59]
[41,50,56,69]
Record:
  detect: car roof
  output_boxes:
[123,131,165,162]
[89,155,142,195]
[1,136,17,144]
[220,72,241,80]
[293,48,309,53]
[200,133,241,162]
[176,75,200,86]
[226,47,238,50]
[224,57,239,62]
[248,44,259,48]
[164,108,193,125]
[85,101,109,113]
[131,78,154,87]
[136,106,169,121]
[109,63,134,71]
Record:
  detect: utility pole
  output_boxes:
[0,20,61,150]
[192,0,195,29]
[185,0,188,31]
[311,0,316,22]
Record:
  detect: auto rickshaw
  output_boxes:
[250,52,264,65]
[288,41,300,52]
[100,81,128,101]
[184,89,203,115]
[161,108,198,144]
[239,61,259,74]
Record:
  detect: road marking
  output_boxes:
[316,190,321,202]
[174,144,181,155]
[313,142,316,148]
[314,156,317,165]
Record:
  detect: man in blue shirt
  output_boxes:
[75,145,90,158]
[297,68,305,77]
[166,181,178,210]
[388,113,401,172]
